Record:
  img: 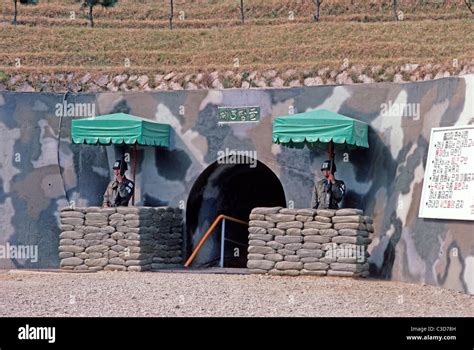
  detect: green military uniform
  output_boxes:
[311,178,346,209]
[103,177,134,207]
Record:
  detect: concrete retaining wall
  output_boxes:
[2,76,473,293]
[247,207,372,277]
[59,206,183,271]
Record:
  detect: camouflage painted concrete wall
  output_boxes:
[0,75,473,294]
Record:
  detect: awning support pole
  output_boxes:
[328,140,335,173]
[132,143,137,206]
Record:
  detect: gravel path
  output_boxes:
[0,270,472,317]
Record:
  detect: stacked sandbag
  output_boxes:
[59,207,114,272]
[247,207,373,277]
[59,206,183,272]
[150,207,184,271]
[323,208,371,277]
[114,207,153,272]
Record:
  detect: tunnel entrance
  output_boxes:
[186,157,286,268]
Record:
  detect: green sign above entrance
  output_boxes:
[217,107,260,124]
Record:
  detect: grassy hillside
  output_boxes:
[1,19,472,75]
[1,0,471,28]
[0,1,472,83]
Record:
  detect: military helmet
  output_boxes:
[113,159,128,175]
[321,160,336,173]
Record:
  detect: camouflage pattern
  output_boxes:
[0,75,473,294]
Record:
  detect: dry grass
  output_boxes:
[3,12,469,30]
[0,1,472,77]
[1,0,470,28]
[0,20,472,74]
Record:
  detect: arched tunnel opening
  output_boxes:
[186,157,286,268]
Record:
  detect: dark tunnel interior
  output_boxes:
[186,158,286,268]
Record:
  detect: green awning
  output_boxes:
[272,109,369,149]
[71,113,170,147]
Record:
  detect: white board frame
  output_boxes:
[419,125,474,221]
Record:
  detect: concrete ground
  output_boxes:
[0,269,472,317]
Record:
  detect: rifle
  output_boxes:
[119,156,127,176]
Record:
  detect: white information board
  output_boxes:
[419,125,474,221]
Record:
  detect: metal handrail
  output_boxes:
[184,214,248,267]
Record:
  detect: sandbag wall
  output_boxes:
[247,207,373,277]
[58,206,183,271]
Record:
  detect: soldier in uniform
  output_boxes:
[311,160,346,209]
[102,159,135,207]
